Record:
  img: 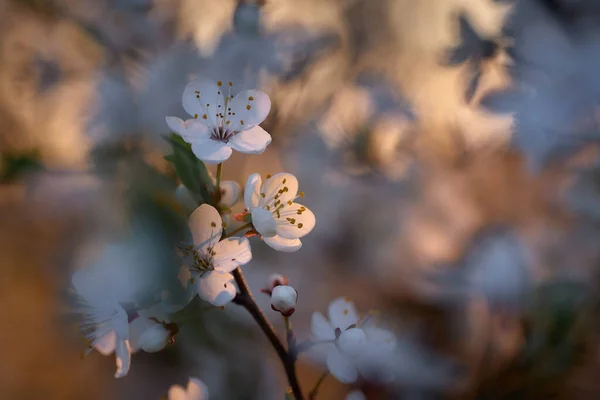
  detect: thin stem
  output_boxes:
[224,222,252,238]
[215,162,223,192]
[232,268,304,400]
[307,371,329,400]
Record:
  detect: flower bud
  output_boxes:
[138,323,171,353]
[260,273,289,295]
[270,285,298,317]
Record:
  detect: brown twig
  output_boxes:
[232,268,304,400]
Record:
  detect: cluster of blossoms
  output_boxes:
[71,80,395,399]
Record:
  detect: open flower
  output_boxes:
[185,204,252,306]
[244,172,316,252]
[168,377,209,400]
[72,269,132,378]
[311,297,397,384]
[166,80,271,163]
[129,305,179,353]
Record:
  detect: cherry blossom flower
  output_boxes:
[311,297,397,384]
[270,285,298,316]
[185,204,252,306]
[166,80,271,163]
[244,172,316,252]
[168,377,209,400]
[72,269,132,378]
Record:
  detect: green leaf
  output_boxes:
[163,134,215,206]
[0,150,43,183]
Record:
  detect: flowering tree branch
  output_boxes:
[232,267,304,400]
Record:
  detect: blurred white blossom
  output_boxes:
[168,377,209,400]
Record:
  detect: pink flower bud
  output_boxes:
[270,285,298,317]
[260,273,289,295]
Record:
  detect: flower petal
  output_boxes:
[311,312,336,341]
[114,339,132,378]
[128,317,157,352]
[186,377,209,400]
[212,237,252,273]
[188,204,222,251]
[259,173,298,208]
[165,116,186,135]
[228,126,272,154]
[275,202,316,239]
[182,80,225,127]
[228,89,271,130]
[95,330,117,355]
[244,173,262,209]
[251,208,277,237]
[263,235,302,252]
[220,180,241,208]
[328,297,360,331]
[196,271,237,306]
[326,347,358,384]
[190,137,233,164]
[337,328,367,356]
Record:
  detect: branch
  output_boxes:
[232,268,304,400]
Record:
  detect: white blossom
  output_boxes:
[270,285,298,316]
[168,377,209,400]
[244,172,316,252]
[72,269,132,378]
[129,305,178,354]
[311,297,397,384]
[185,204,252,306]
[166,80,271,164]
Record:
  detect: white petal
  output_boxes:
[190,138,233,164]
[182,80,225,127]
[228,126,272,154]
[346,391,366,400]
[128,317,156,352]
[211,237,252,273]
[179,119,212,143]
[188,204,222,251]
[270,285,298,315]
[168,385,188,400]
[251,208,277,237]
[111,305,130,339]
[186,377,209,400]
[114,339,132,378]
[259,173,299,208]
[220,180,241,208]
[95,330,117,355]
[227,89,271,130]
[166,116,186,135]
[196,271,237,307]
[364,326,397,353]
[263,235,302,252]
[138,324,170,353]
[337,328,367,356]
[328,297,360,331]
[244,173,262,209]
[311,312,336,341]
[275,202,316,239]
[326,347,358,383]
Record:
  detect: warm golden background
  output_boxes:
[2,0,600,399]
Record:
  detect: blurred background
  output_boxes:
[3,0,600,398]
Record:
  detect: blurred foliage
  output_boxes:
[164,133,216,208]
[0,150,42,183]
